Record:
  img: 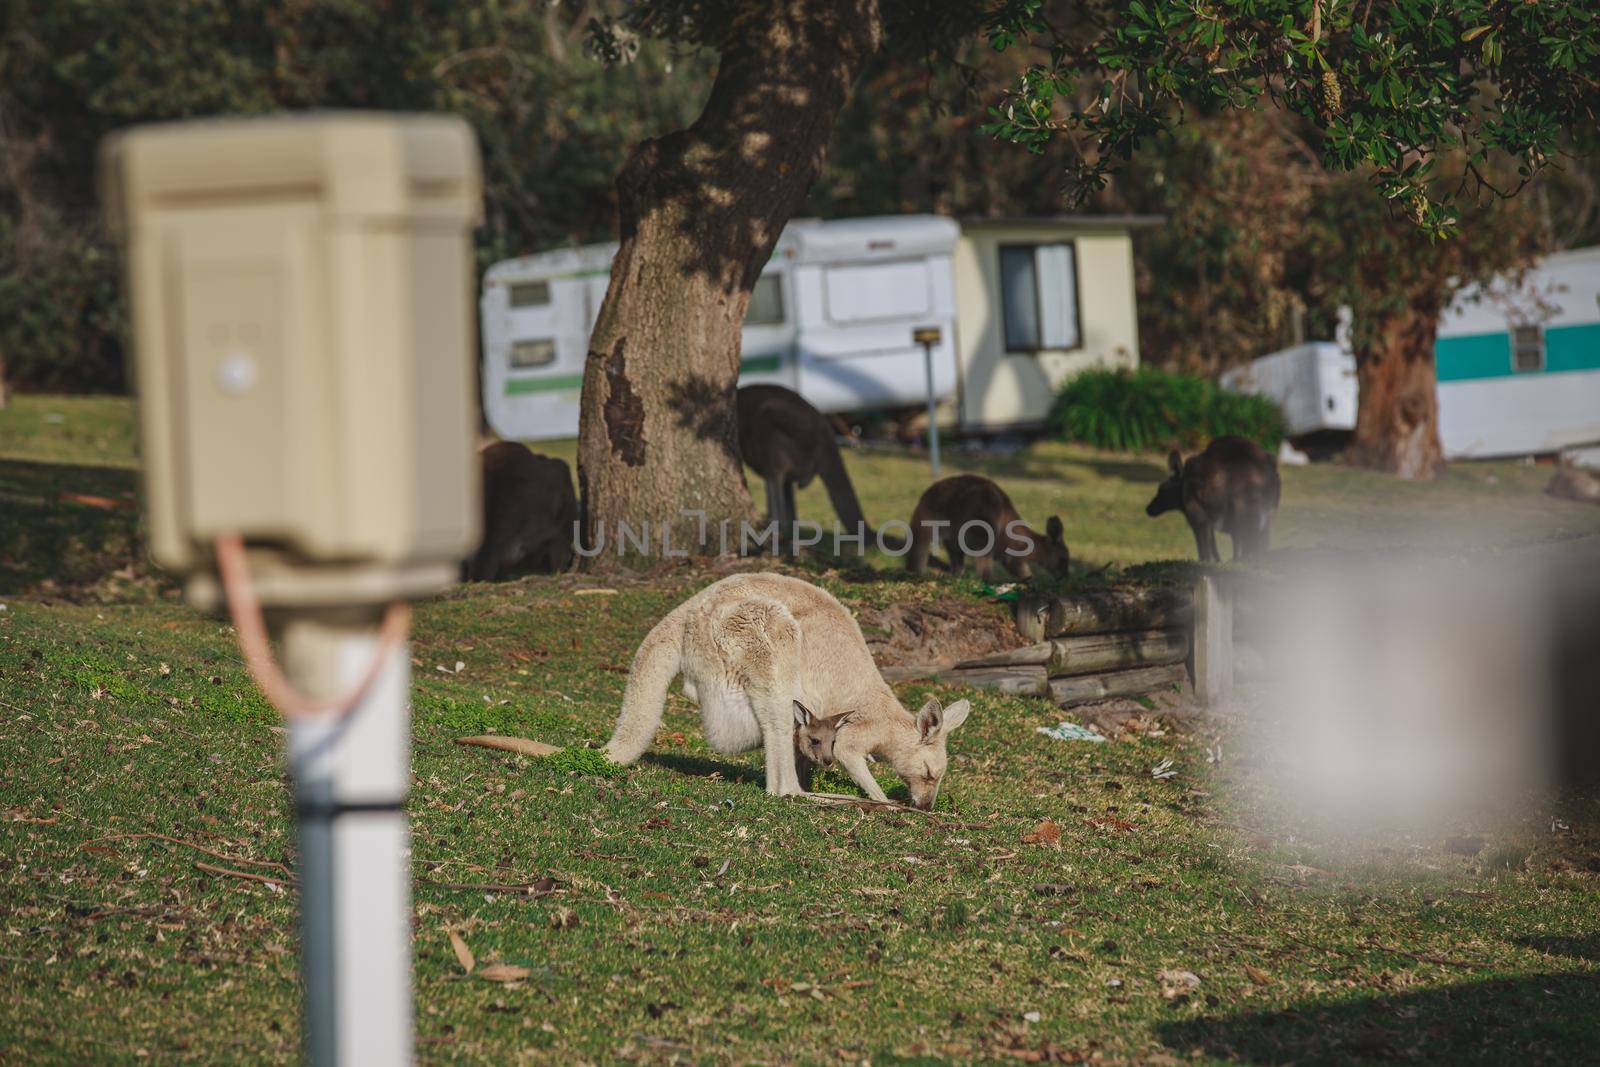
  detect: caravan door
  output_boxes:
[792,253,958,413]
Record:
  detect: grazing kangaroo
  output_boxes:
[736,384,884,551]
[1145,435,1281,562]
[466,441,578,581]
[907,474,1070,581]
[792,702,855,791]
[604,572,971,809]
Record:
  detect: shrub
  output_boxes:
[1046,367,1285,453]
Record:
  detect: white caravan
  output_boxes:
[481,216,960,441]
[1223,245,1600,459]
[1434,244,1600,458]
[1219,341,1358,437]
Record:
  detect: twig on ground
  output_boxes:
[81,832,292,877]
[194,861,296,888]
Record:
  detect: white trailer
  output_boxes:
[480,216,960,441]
[1435,245,1600,458]
[1219,341,1357,437]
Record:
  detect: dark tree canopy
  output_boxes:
[983,0,1600,236]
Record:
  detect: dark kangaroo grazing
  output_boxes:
[792,701,856,792]
[907,474,1070,581]
[466,441,578,581]
[736,384,886,551]
[1145,435,1280,562]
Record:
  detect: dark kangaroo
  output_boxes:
[907,474,1070,581]
[736,384,884,551]
[466,441,577,581]
[1145,435,1280,562]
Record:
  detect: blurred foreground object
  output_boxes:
[102,112,482,606]
[1235,545,1600,842]
[103,113,484,1066]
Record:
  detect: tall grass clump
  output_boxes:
[1047,367,1286,453]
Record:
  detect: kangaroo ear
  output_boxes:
[940,699,972,734]
[916,698,943,741]
[1046,515,1064,543]
[793,701,813,728]
[1167,450,1184,475]
[835,711,858,730]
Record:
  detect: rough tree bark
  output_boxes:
[577,0,883,565]
[1349,301,1445,480]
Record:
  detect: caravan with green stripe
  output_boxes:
[1434,245,1600,458]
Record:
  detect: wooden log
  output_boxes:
[1047,629,1189,677]
[1049,664,1188,707]
[1191,575,1234,706]
[1041,586,1193,636]
[954,642,1054,669]
[1014,594,1050,642]
[943,665,1049,697]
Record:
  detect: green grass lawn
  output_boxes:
[3,394,1599,1064]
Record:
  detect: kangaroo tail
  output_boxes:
[603,605,686,765]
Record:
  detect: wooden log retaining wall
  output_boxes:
[944,584,1229,708]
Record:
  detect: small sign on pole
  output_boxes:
[912,326,943,477]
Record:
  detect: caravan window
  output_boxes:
[745,274,785,326]
[1510,324,1544,372]
[509,339,557,369]
[1000,243,1080,352]
[823,260,932,324]
[508,280,551,308]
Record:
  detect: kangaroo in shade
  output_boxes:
[604,572,971,809]
[1145,435,1281,562]
[736,384,886,551]
[907,474,1070,581]
[465,441,578,581]
[792,702,855,792]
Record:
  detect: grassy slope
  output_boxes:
[3,395,1599,1064]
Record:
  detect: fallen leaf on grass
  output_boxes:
[1086,815,1137,833]
[446,928,475,974]
[476,963,531,983]
[550,907,579,929]
[1021,820,1061,845]
[1243,964,1271,985]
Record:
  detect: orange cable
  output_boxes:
[213,533,411,720]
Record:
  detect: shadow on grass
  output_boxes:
[1513,933,1600,964]
[1158,972,1600,1066]
[640,751,762,788]
[0,459,147,597]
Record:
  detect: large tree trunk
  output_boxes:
[577,0,883,565]
[1349,302,1445,480]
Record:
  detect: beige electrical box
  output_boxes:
[102,113,483,605]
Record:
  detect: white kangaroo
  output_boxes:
[604,573,971,809]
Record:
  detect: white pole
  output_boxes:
[921,338,942,478]
[283,613,413,1067]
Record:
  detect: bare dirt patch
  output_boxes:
[856,597,1029,671]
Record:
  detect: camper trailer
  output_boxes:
[1219,341,1358,437]
[1222,245,1600,459]
[1436,245,1600,458]
[480,214,1155,441]
[481,216,960,441]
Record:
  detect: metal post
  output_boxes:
[283,612,413,1067]
[913,326,943,478]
